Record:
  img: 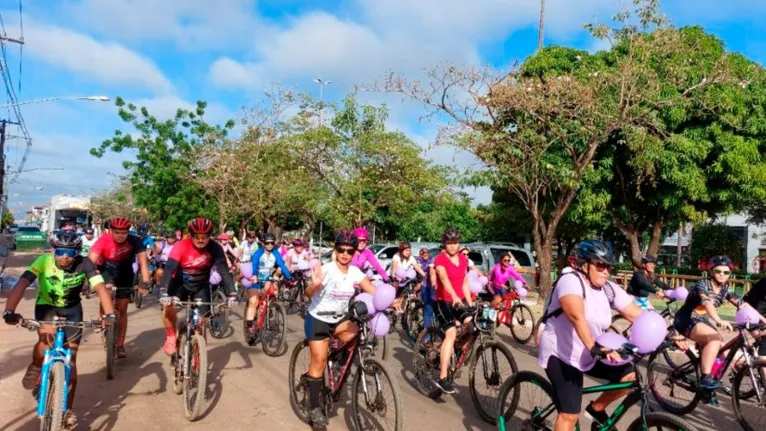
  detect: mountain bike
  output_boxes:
[413,300,518,425]
[19,317,101,431]
[497,341,698,431]
[279,269,309,317]
[399,278,425,346]
[289,306,404,430]
[242,274,287,356]
[496,288,536,344]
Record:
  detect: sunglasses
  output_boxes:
[335,246,355,256]
[714,269,732,276]
[264,241,275,246]
[502,259,511,263]
[191,233,210,240]
[54,248,78,258]
[591,262,613,272]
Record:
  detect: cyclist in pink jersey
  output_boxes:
[487,252,526,308]
[348,227,390,283]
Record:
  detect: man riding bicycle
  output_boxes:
[303,231,377,427]
[244,232,292,344]
[158,218,237,355]
[626,255,668,310]
[88,217,151,359]
[3,231,115,429]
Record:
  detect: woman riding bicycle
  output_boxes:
[673,255,766,393]
[390,241,426,313]
[626,255,668,310]
[487,252,526,309]
[537,240,643,431]
[303,231,376,427]
[285,238,313,272]
[336,227,389,283]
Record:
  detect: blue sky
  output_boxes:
[1,0,764,219]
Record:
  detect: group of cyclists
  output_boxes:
[4,216,766,430]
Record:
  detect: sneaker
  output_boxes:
[584,402,609,429]
[436,378,456,394]
[63,410,78,430]
[699,375,720,390]
[309,407,328,427]
[22,364,41,390]
[117,346,127,359]
[163,335,177,356]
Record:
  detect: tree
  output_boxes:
[393,195,482,242]
[373,0,736,297]
[91,97,235,229]
[90,177,153,227]
[2,210,14,229]
[689,223,745,269]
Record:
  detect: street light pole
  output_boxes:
[313,78,331,126]
[0,95,110,109]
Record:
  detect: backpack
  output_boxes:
[541,271,617,324]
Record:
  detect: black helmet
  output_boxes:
[441,228,461,244]
[136,224,150,237]
[577,240,615,266]
[263,233,277,243]
[84,227,94,234]
[334,231,359,248]
[641,255,658,264]
[51,231,83,250]
[710,255,733,269]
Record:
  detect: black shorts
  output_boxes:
[176,286,212,317]
[673,311,716,338]
[101,268,134,299]
[545,355,634,414]
[34,303,84,344]
[434,301,473,331]
[304,313,347,341]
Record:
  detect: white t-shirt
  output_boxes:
[287,248,311,270]
[391,254,417,277]
[238,240,258,263]
[80,236,97,257]
[308,262,366,324]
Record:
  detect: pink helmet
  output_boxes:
[353,227,369,240]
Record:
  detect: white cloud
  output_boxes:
[209,57,263,90]
[21,16,173,94]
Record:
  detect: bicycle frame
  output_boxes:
[255,284,278,330]
[38,328,73,417]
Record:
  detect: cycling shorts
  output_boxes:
[673,310,716,338]
[34,303,84,344]
[101,268,134,299]
[304,313,348,341]
[545,355,633,414]
[434,301,473,331]
[173,283,212,317]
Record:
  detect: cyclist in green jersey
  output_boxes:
[3,231,115,428]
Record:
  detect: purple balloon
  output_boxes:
[310,258,320,267]
[240,262,253,279]
[355,293,377,316]
[406,268,417,279]
[468,279,483,294]
[372,279,385,288]
[673,287,689,301]
[664,290,675,300]
[736,307,760,325]
[297,260,310,271]
[241,278,253,289]
[132,262,138,274]
[596,332,632,366]
[478,276,489,287]
[366,269,375,279]
[209,270,221,285]
[395,267,408,280]
[513,280,523,291]
[363,261,372,270]
[516,286,529,298]
[371,312,390,337]
[373,284,396,310]
[629,311,668,354]
[468,270,479,280]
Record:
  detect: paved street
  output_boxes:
[0,256,751,430]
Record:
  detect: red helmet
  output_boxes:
[110,217,131,230]
[188,217,213,235]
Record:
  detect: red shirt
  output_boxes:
[434,251,468,302]
[89,233,143,266]
[163,238,233,294]
[169,239,214,274]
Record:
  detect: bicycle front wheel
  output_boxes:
[509,304,535,344]
[496,370,559,431]
[262,302,286,357]
[209,290,229,339]
[403,302,424,347]
[732,359,766,431]
[41,362,66,431]
[625,411,697,431]
[183,334,207,421]
[105,323,117,380]
[288,340,311,424]
[352,357,404,431]
[469,341,519,424]
[646,347,701,415]
[412,327,444,399]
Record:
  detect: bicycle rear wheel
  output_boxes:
[352,357,403,431]
[732,359,766,431]
[469,340,519,424]
[625,411,697,430]
[41,362,66,431]
[497,370,559,431]
[412,327,444,399]
[209,290,229,339]
[262,302,286,357]
[509,304,535,344]
[646,347,701,415]
[136,289,144,309]
[183,334,207,421]
[402,302,424,347]
[105,323,117,380]
[288,340,311,424]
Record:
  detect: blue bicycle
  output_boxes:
[20,317,101,431]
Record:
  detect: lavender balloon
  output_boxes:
[240,262,253,278]
[296,260,310,271]
[372,279,385,288]
[373,284,396,310]
[516,286,529,298]
[478,276,489,287]
[629,311,668,354]
[241,278,253,289]
[355,293,377,316]
[468,279,483,294]
[395,267,408,280]
[371,312,390,337]
[673,287,689,301]
[513,280,524,291]
[664,290,676,300]
[132,262,138,274]
[209,270,221,285]
[468,270,479,280]
[736,307,760,325]
[366,269,375,279]
[406,268,417,280]
[595,332,632,366]
[310,258,320,267]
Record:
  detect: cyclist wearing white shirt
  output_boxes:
[238,231,258,263]
[303,231,376,427]
[80,227,97,257]
[285,238,312,271]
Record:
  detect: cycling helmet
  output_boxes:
[51,231,83,250]
[441,228,461,244]
[353,227,369,240]
[399,241,411,251]
[225,230,235,237]
[641,255,658,264]
[335,231,359,248]
[110,217,131,230]
[84,227,94,234]
[136,224,150,237]
[188,217,213,235]
[262,233,277,243]
[164,229,175,238]
[567,254,577,265]
[710,255,733,270]
[576,240,615,266]
[292,238,305,247]
[217,233,230,241]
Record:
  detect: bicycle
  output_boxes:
[496,341,698,431]
[413,300,518,425]
[398,278,425,345]
[170,298,228,421]
[208,283,230,339]
[496,288,536,344]
[647,321,766,421]
[18,317,102,431]
[288,306,404,430]
[242,274,287,356]
[279,269,310,317]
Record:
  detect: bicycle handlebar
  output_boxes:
[20,318,101,331]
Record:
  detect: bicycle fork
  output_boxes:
[37,348,72,417]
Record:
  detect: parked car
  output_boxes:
[461,242,537,288]
[15,225,47,251]
[7,223,19,234]
[376,242,441,273]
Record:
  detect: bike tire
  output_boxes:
[209,290,229,339]
[496,370,559,430]
[288,340,311,424]
[403,302,424,347]
[41,361,66,431]
[732,359,766,431]
[136,290,143,309]
[173,331,186,395]
[105,323,117,380]
[351,357,404,431]
[646,347,701,415]
[184,334,207,421]
[509,304,535,344]
[262,302,287,357]
[412,327,445,399]
[625,411,698,431]
[608,315,632,337]
[468,340,519,424]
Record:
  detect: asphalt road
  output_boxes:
[0,255,754,431]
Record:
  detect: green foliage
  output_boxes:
[689,223,745,267]
[394,196,482,242]
[2,211,14,229]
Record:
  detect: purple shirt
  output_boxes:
[488,263,524,288]
[351,248,390,282]
[537,272,631,371]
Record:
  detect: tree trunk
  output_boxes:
[535,234,554,303]
[218,199,226,233]
[646,219,666,257]
[628,230,642,269]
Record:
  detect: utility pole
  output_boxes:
[537,0,546,52]
[0,119,21,228]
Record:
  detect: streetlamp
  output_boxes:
[0,95,110,109]
[313,78,331,125]
[9,167,64,174]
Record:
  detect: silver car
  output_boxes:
[461,242,537,287]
